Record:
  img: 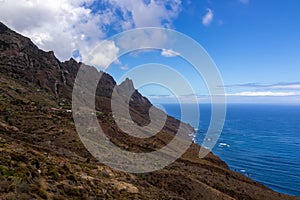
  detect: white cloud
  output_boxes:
[227,91,299,97]
[202,8,214,26]
[149,92,300,105]
[0,0,108,62]
[0,0,183,68]
[271,84,300,90]
[107,0,182,29]
[224,82,300,90]
[161,49,180,57]
[120,65,129,70]
[82,40,120,69]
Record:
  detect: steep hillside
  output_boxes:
[0,22,299,200]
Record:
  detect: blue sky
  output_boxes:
[0,0,299,104]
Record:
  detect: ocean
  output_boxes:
[161,104,300,197]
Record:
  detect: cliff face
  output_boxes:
[0,22,299,200]
[0,21,116,101]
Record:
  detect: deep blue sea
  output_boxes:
[161,104,300,197]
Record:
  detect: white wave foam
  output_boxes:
[218,143,230,148]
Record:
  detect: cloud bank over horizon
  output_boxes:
[146,81,300,104]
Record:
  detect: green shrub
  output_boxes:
[47,169,60,180]
[0,165,14,177]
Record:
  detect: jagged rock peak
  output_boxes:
[118,78,135,91]
[68,57,78,63]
